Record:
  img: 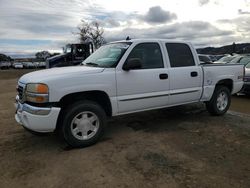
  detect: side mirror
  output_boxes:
[123,58,142,71]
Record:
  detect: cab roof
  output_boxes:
[110,38,190,44]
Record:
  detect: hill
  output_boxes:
[197,43,250,55]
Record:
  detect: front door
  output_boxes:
[116,42,170,114]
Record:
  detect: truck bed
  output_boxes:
[200,63,244,101]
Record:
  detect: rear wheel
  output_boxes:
[206,86,231,116]
[61,100,106,148]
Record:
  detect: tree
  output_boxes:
[77,20,105,49]
[35,51,51,60]
[0,53,12,61]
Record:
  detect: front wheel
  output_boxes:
[61,101,106,148]
[206,86,231,116]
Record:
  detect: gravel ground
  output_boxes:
[0,69,250,188]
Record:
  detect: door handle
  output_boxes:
[159,73,168,79]
[191,71,198,77]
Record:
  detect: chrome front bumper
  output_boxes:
[15,101,51,116]
[15,95,61,133]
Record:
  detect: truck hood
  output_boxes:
[19,66,104,84]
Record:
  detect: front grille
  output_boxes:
[17,85,24,101]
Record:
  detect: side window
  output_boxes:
[126,43,164,69]
[166,43,195,67]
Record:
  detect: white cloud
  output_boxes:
[199,0,210,6]
[0,0,250,57]
[104,21,235,47]
[137,6,177,24]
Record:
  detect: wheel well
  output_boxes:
[216,79,233,92]
[55,90,112,132]
[58,91,112,117]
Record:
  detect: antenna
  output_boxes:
[126,36,131,40]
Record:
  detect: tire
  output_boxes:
[61,100,106,148]
[206,86,231,116]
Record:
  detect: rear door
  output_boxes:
[116,42,170,114]
[165,43,203,105]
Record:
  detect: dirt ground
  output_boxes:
[0,69,250,188]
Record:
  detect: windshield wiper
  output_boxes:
[83,62,99,67]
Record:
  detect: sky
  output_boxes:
[0,0,250,57]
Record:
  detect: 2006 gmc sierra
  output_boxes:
[15,39,244,147]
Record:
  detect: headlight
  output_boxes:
[25,83,49,103]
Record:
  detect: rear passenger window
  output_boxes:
[165,43,195,67]
[127,43,164,69]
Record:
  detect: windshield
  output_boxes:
[82,42,131,68]
[63,45,71,53]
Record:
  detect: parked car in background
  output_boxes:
[38,62,46,68]
[228,55,243,65]
[214,55,238,64]
[198,54,213,64]
[22,62,28,68]
[0,61,11,69]
[13,62,23,69]
[242,63,250,95]
[229,55,250,65]
[27,62,35,69]
[23,62,35,69]
[228,55,250,95]
[33,62,39,68]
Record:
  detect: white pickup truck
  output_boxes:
[15,39,244,147]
